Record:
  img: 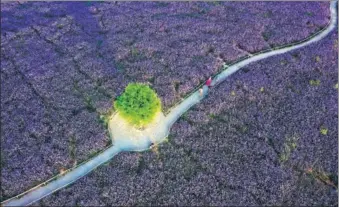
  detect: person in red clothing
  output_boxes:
[206,77,212,87]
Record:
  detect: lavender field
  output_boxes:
[1,1,338,206]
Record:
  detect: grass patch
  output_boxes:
[69,136,77,161]
[84,95,96,113]
[309,79,320,86]
[181,111,189,121]
[306,167,338,189]
[280,60,288,66]
[147,77,155,84]
[98,111,113,130]
[115,61,126,72]
[128,47,147,62]
[320,126,328,135]
[279,134,299,163]
[209,113,216,119]
[315,55,321,62]
[305,11,314,17]
[88,149,99,159]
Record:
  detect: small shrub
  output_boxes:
[114,83,161,127]
[279,134,299,163]
[320,126,328,135]
[309,79,320,86]
[315,55,321,62]
[280,60,287,65]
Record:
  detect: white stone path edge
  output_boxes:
[2,1,337,206]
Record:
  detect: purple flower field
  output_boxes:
[1,1,337,206]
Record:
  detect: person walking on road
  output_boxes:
[206,77,212,87]
[199,88,203,96]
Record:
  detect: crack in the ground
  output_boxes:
[31,26,67,56]
[2,54,86,114]
[3,55,51,109]
[31,25,112,100]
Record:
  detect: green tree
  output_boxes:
[114,83,161,128]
